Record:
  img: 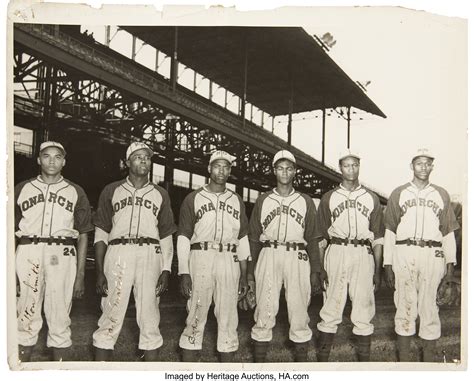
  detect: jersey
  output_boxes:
[93,177,176,241]
[248,188,320,255]
[178,186,248,259]
[384,182,459,243]
[14,176,93,237]
[316,184,384,244]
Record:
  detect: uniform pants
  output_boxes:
[317,244,375,336]
[179,249,241,353]
[16,243,77,348]
[251,247,312,343]
[392,245,446,340]
[93,244,164,350]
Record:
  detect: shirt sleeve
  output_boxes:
[368,191,385,241]
[177,191,197,239]
[435,186,460,236]
[72,184,94,234]
[316,191,333,241]
[14,180,28,232]
[156,186,177,239]
[248,194,264,243]
[93,183,115,233]
[237,194,249,239]
[384,187,403,234]
[303,194,319,249]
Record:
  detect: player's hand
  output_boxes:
[238,275,249,301]
[384,265,395,290]
[180,274,192,299]
[73,275,85,299]
[373,270,381,294]
[96,272,108,297]
[319,269,328,291]
[310,272,322,295]
[156,270,170,297]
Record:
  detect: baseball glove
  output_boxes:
[238,280,256,311]
[436,276,461,307]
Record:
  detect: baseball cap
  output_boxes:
[273,150,296,166]
[209,150,236,165]
[126,142,154,159]
[39,141,66,156]
[412,148,434,161]
[338,149,360,162]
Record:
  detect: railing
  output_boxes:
[14,141,33,157]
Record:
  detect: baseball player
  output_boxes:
[14,141,93,362]
[92,142,176,361]
[316,150,384,362]
[178,150,250,363]
[248,150,322,362]
[384,148,459,362]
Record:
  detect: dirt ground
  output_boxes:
[23,267,461,363]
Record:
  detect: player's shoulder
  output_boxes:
[360,185,381,200]
[255,190,273,202]
[100,178,128,196]
[14,177,36,193]
[388,182,411,198]
[320,186,339,201]
[430,183,451,200]
[151,182,171,197]
[62,178,87,194]
[296,190,314,203]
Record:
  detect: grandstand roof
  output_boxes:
[122,26,386,117]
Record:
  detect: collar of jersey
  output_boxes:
[338,183,362,193]
[203,185,229,195]
[409,181,432,192]
[272,187,295,197]
[125,176,150,189]
[36,175,64,184]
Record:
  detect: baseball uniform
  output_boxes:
[15,176,93,348]
[178,186,249,353]
[316,184,384,336]
[249,188,319,344]
[384,182,459,340]
[92,178,176,350]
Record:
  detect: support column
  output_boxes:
[105,26,111,46]
[347,106,351,149]
[170,26,178,91]
[240,32,248,128]
[321,108,326,164]
[287,70,294,145]
[131,35,137,61]
[34,64,53,155]
[164,119,176,192]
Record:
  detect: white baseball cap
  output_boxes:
[209,150,236,165]
[339,149,360,161]
[39,141,66,156]
[273,150,296,166]
[126,142,154,159]
[412,148,434,161]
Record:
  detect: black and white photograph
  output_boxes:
[5,0,468,373]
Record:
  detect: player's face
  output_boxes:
[208,159,231,185]
[37,147,65,176]
[274,159,296,185]
[127,149,152,176]
[339,157,360,181]
[411,156,434,181]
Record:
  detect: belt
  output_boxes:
[396,239,442,248]
[329,237,371,247]
[262,241,306,251]
[17,236,77,246]
[109,237,160,246]
[190,242,237,253]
